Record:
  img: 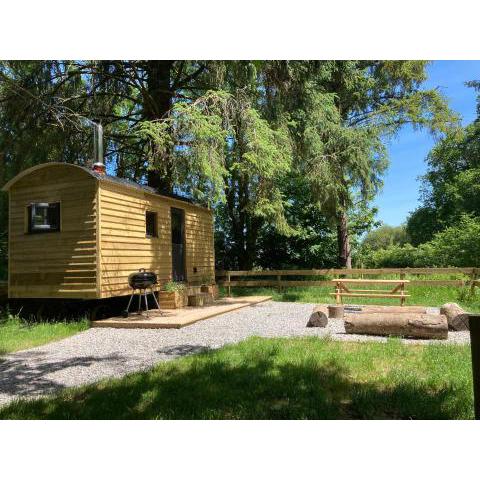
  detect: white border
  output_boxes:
[0,1,479,59]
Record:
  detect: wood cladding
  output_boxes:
[7,165,97,299]
[98,182,214,298]
[4,163,215,300]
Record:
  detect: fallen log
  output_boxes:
[440,303,470,331]
[344,313,448,340]
[306,305,328,327]
[345,305,427,314]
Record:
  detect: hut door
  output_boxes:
[171,208,186,282]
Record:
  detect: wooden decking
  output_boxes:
[91,295,272,329]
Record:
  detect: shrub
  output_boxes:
[362,215,480,268]
[420,215,480,267]
[362,243,419,268]
[163,281,187,293]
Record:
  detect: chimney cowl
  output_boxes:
[92,162,106,175]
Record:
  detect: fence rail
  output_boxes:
[216,268,480,294]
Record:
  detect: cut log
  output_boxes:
[440,303,470,331]
[306,306,328,328]
[328,304,344,319]
[344,313,448,340]
[345,305,427,314]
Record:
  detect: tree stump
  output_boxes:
[306,306,328,327]
[328,304,344,319]
[440,303,470,331]
[344,313,448,340]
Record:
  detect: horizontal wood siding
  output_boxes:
[8,165,98,299]
[98,182,214,298]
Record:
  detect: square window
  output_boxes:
[146,211,158,238]
[28,202,60,234]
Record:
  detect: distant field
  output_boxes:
[224,284,480,312]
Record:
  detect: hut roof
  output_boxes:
[2,162,209,210]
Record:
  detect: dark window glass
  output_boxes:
[171,208,186,282]
[146,211,158,237]
[28,202,60,234]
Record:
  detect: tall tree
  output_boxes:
[0,60,211,188]
[267,61,456,267]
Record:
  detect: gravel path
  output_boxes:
[0,301,471,405]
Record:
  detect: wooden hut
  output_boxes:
[2,162,215,300]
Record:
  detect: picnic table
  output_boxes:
[330,278,410,306]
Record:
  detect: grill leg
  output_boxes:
[138,291,142,313]
[151,289,161,309]
[144,291,149,317]
[123,291,136,318]
[150,288,164,316]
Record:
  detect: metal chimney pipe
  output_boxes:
[92,122,105,174]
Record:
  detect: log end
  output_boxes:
[328,304,344,319]
[440,303,470,331]
[306,306,328,328]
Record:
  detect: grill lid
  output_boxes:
[128,268,158,289]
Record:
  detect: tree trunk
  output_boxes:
[337,210,352,268]
[440,303,470,331]
[143,60,175,191]
[344,313,448,340]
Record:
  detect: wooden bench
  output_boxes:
[330,279,410,306]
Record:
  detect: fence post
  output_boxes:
[227,271,231,297]
[277,274,282,292]
[469,314,480,419]
[470,268,478,296]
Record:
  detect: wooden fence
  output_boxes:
[216,268,480,295]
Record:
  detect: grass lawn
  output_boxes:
[0,336,474,419]
[226,285,480,312]
[0,313,89,355]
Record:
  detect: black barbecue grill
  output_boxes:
[123,268,162,318]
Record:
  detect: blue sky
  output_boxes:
[374,60,480,226]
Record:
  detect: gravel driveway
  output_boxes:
[0,301,471,406]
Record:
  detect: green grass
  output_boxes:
[0,313,89,355]
[0,336,474,419]
[226,285,480,312]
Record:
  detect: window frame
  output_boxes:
[145,210,158,238]
[27,202,61,234]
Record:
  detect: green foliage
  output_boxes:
[406,206,441,246]
[363,215,480,268]
[0,337,473,419]
[362,243,420,268]
[162,281,187,293]
[362,224,409,250]
[407,82,480,245]
[138,89,294,236]
[421,214,480,267]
